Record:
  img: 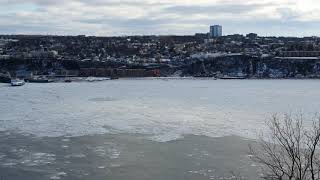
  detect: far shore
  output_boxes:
[2,76,320,85]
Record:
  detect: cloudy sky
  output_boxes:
[0,0,319,36]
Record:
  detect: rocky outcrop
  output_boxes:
[2,55,320,79]
[183,54,256,77]
[183,55,320,78]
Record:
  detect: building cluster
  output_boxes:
[1,25,320,79]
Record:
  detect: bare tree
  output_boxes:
[249,114,320,180]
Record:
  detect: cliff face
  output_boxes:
[258,58,320,78]
[183,55,320,78]
[2,55,320,79]
[184,55,254,77]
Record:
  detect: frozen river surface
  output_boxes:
[1,79,320,142]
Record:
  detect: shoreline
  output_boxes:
[2,76,320,85]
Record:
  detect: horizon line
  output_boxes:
[0,33,318,38]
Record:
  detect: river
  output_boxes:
[0,79,319,179]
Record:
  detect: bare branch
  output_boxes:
[250,113,320,180]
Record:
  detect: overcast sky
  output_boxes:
[0,0,319,36]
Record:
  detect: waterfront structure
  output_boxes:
[210,25,222,38]
[280,51,320,57]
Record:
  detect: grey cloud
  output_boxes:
[276,8,300,21]
[163,3,274,15]
[0,0,166,7]
[0,0,319,36]
[0,0,66,6]
[74,0,166,6]
[78,17,176,26]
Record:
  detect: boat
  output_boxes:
[11,79,25,86]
